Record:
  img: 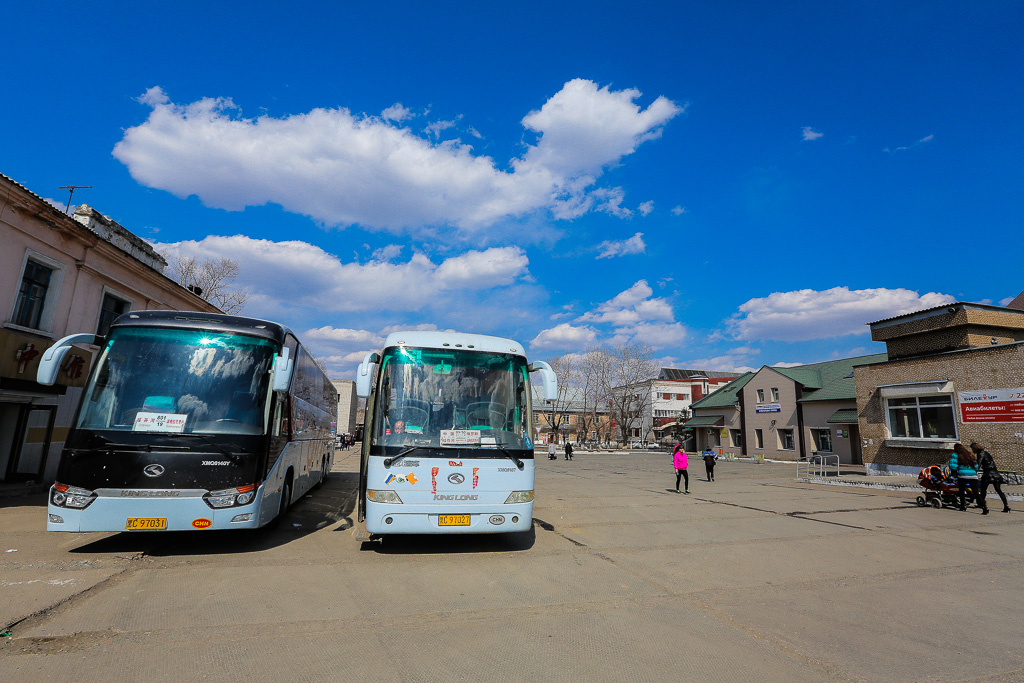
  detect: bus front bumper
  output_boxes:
[365,502,534,534]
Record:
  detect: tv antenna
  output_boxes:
[57,185,92,214]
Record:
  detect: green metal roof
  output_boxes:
[774,353,888,402]
[826,408,860,424]
[683,415,725,427]
[689,372,754,409]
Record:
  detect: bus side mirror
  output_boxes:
[528,360,558,401]
[355,352,379,398]
[37,334,102,386]
[272,348,293,392]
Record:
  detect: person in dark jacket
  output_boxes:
[950,443,979,511]
[971,441,1011,514]
[564,442,574,460]
[702,448,717,481]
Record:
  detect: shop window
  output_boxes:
[886,395,957,439]
[813,429,833,452]
[754,429,764,449]
[778,429,795,450]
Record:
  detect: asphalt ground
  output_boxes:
[1,449,1022,682]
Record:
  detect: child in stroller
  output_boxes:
[916,465,976,509]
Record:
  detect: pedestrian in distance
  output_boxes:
[564,441,574,460]
[971,441,1011,514]
[548,441,557,460]
[672,442,689,494]
[950,443,979,511]
[702,447,717,482]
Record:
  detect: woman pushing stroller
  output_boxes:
[949,443,979,511]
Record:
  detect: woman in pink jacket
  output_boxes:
[672,443,689,494]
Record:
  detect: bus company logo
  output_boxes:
[433,494,478,501]
[385,472,418,486]
[191,518,212,529]
[142,464,165,478]
[447,473,465,485]
[448,461,463,466]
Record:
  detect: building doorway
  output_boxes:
[1,403,56,482]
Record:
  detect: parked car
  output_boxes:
[629,440,654,449]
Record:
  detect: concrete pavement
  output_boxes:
[2,450,1022,681]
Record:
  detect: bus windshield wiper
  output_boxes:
[89,441,191,452]
[165,433,248,462]
[493,444,524,470]
[383,446,424,468]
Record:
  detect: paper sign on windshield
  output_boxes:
[133,412,187,433]
[440,430,481,445]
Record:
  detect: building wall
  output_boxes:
[690,406,743,454]
[855,342,1024,474]
[331,379,357,435]
[800,400,859,464]
[742,368,802,461]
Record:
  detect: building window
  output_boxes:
[813,429,833,452]
[679,393,689,400]
[771,387,780,402]
[886,395,957,439]
[97,292,130,336]
[731,429,743,447]
[663,393,672,400]
[13,260,54,329]
[778,429,795,450]
[754,429,763,449]
[756,389,765,403]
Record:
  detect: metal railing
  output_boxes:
[798,453,840,478]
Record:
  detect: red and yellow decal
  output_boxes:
[192,518,213,529]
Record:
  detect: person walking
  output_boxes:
[702,447,717,482]
[548,441,557,460]
[672,443,689,494]
[950,443,979,511]
[564,441,574,460]
[971,441,1011,514]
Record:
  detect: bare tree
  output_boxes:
[578,347,612,446]
[168,254,249,314]
[540,353,579,444]
[607,342,659,445]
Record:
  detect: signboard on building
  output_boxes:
[755,403,781,413]
[958,387,1024,423]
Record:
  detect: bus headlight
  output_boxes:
[52,483,96,509]
[367,489,403,504]
[504,490,534,504]
[204,484,257,509]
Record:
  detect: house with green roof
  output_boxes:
[687,354,887,463]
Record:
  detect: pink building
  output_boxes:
[1,172,220,484]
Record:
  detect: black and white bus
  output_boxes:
[37,310,337,532]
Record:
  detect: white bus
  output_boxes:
[38,311,337,532]
[355,330,556,536]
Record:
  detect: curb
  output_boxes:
[798,477,1024,501]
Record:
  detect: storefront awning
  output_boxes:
[876,380,952,398]
[682,415,724,428]
[826,409,860,424]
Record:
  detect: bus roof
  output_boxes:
[110,310,290,344]
[382,330,526,357]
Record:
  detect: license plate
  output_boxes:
[438,514,470,526]
[125,517,167,530]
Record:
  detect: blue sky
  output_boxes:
[3,1,1022,377]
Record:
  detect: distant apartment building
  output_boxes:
[331,379,358,436]
[855,300,1024,475]
[0,172,219,484]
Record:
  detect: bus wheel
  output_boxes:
[278,480,292,520]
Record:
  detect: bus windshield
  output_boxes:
[76,327,276,435]
[371,347,533,451]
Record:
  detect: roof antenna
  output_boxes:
[57,185,92,214]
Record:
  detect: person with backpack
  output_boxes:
[971,441,1011,514]
[702,447,717,482]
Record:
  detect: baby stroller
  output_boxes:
[916,465,975,509]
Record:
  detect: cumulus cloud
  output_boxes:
[801,126,824,141]
[596,232,646,259]
[573,280,686,349]
[529,323,599,350]
[153,235,531,318]
[113,80,682,236]
[638,200,654,216]
[728,286,956,342]
[671,206,687,215]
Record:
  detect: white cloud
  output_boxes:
[578,280,674,325]
[671,205,687,215]
[801,126,824,141]
[595,232,646,259]
[371,244,404,261]
[884,134,935,153]
[113,80,682,236]
[153,235,531,318]
[638,200,654,216]
[381,103,414,122]
[529,323,598,350]
[728,286,956,342]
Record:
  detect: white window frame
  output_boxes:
[884,393,958,441]
[756,389,765,403]
[771,387,780,402]
[7,250,66,335]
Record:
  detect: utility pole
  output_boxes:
[57,186,92,214]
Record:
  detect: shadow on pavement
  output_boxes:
[65,471,358,557]
[362,526,536,555]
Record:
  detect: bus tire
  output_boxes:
[277,478,292,522]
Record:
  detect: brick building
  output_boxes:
[855,301,1024,475]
